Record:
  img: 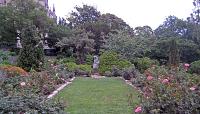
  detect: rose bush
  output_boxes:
[133,65,200,114]
[0,75,66,114]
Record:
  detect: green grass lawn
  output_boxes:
[55,77,140,114]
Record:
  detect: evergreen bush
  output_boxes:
[17,25,44,71]
[189,60,200,74]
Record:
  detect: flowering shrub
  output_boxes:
[0,76,66,113]
[133,66,200,114]
[46,59,75,79]
[0,96,66,114]
[0,65,28,77]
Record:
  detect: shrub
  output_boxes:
[0,50,9,61]
[79,64,92,72]
[0,65,28,77]
[0,50,12,65]
[17,25,44,71]
[133,66,200,114]
[111,66,122,77]
[0,96,66,114]
[0,75,66,114]
[65,62,78,71]
[122,66,137,80]
[44,59,74,84]
[0,60,10,65]
[8,51,16,56]
[86,54,93,65]
[133,57,159,73]
[61,57,76,63]
[104,71,112,77]
[189,60,200,74]
[99,51,132,74]
[65,62,92,72]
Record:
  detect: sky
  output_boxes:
[48,0,194,29]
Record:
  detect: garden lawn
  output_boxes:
[54,77,140,114]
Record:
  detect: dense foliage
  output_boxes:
[0,75,66,114]
[1,0,200,113]
[99,51,132,74]
[189,60,200,74]
[133,57,159,73]
[107,31,154,60]
[17,25,44,71]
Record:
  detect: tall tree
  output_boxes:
[68,4,101,28]
[56,29,94,64]
[155,16,188,39]
[84,20,110,54]
[134,26,155,38]
[189,0,200,43]
[168,39,180,67]
[0,0,55,46]
[100,13,133,34]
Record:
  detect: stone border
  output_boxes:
[91,75,106,79]
[47,77,76,99]
[120,77,143,95]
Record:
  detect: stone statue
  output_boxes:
[93,55,100,72]
[16,30,22,48]
[16,37,22,48]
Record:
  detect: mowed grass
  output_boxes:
[54,77,140,114]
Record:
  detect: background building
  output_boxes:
[0,0,57,20]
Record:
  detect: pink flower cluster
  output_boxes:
[134,106,142,113]
[184,63,190,71]
[162,79,169,84]
[190,86,196,91]
[145,71,153,81]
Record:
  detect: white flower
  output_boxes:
[20,82,26,86]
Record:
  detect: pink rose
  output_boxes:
[147,76,153,80]
[184,63,190,71]
[162,79,169,84]
[20,82,26,86]
[134,106,142,113]
[184,63,190,67]
[190,87,196,91]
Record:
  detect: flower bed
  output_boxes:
[131,65,200,114]
[0,58,73,113]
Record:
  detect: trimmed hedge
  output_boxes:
[65,62,92,72]
[99,51,132,74]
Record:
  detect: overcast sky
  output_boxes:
[48,0,194,29]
